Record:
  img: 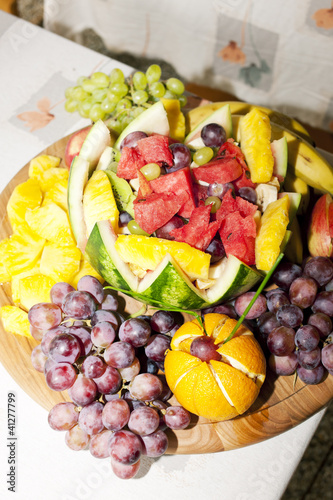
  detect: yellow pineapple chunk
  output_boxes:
[11,264,41,305]
[18,274,56,311]
[0,305,32,338]
[38,167,69,193]
[3,226,45,278]
[7,178,42,231]
[28,154,61,180]
[0,239,11,282]
[70,257,104,288]
[25,202,75,246]
[42,177,68,211]
[239,108,274,183]
[40,242,81,283]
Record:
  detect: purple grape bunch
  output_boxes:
[29,275,190,480]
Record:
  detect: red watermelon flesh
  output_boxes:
[150,167,196,218]
[215,189,257,222]
[117,146,146,179]
[219,212,256,265]
[233,168,257,192]
[191,157,242,185]
[217,139,256,192]
[136,135,173,166]
[134,191,189,234]
[170,205,222,251]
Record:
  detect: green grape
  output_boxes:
[91,71,110,88]
[110,68,125,84]
[116,98,132,112]
[107,90,121,104]
[149,82,166,98]
[110,82,129,97]
[78,101,91,118]
[163,90,177,100]
[166,78,185,96]
[132,90,149,105]
[140,163,161,181]
[65,86,76,99]
[92,88,108,103]
[89,103,105,122]
[82,78,97,93]
[101,98,117,113]
[64,99,79,113]
[193,147,214,165]
[119,114,132,130]
[130,106,145,118]
[146,64,162,84]
[107,118,123,135]
[128,220,150,236]
[133,71,148,90]
[72,87,89,101]
[205,196,221,213]
[77,75,87,86]
[178,94,187,108]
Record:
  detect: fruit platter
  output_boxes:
[0,65,333,479]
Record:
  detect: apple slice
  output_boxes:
[65,126,91,169]
[308,194,333,257]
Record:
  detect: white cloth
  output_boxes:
[0,11,329,500]
[44,0,333,131]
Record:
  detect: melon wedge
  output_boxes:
[184,104,233,149]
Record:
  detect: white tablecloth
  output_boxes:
[0,12,327,500]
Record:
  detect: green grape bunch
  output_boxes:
[64,65,187,134]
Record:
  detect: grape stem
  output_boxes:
[223,253,284,344]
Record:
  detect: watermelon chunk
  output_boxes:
[170,205,221,251]
[137,135,173,166]
[216,189,257,222]
[117,147,146,179]
[217,139,256,192]
[150,167,196,218]
[219,212,256,266]
[134,191,189,234]
[192,157,242,185]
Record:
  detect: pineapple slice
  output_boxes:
[3,225,45,278]
[38,167,69,193]
[42,177,68,211]
[0,239,11,282]
[0,305,32,338]
[28,154,61,180]
[40,242,81,283]
[70,257,104,288]
[26,202,75,246]
[11,264,41,305]
[7,178,42,231]
[18,274,56,311]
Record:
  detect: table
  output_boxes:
[0,11,328,500]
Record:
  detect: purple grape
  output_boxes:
[100,293,118,311]
[128,406,160,436]
[48,402,79,431]
[295,325,320,351]
[121,390,146,411]
[48,333,81,364]
[78,401,104,435]
[238,187,257,204]
[120,131,147,150]
[102,399,130,431]
[268,352,298,376]
[119,357,141,382]
[289,277,318,309]
[257,312,281,337]
[297,347,321,370]
[109,430,142,465]
[297,364,325,385]
[77,275,104,304]
[234,292,267,319]
[276,304,303,328]
[68,375,98,406]
[41,326,67,355]
[93,366,122,395]
[91,309,119,329]
[203,303,237,319]
[321,343,333,371]
[141,430,168,458]
[150,310,176,333]
[110,457,141,479]
[266,291,290,313]
[50,282,75,308]
[201,123,226,148]
[104,341,135,369]
[62,291,97,319]
[31,344,48,372]
[118,318,151,347]
[163,406,191,430]
[303,256,333,286]
[272,262,302,290]
[43,357,57,375]
[155,216,184,240]
[65,425,90,450]
[190,335,221,362]
[308,313,332,339]
[129,373,163,401]
[157,374,173,401]
[144,334,171,362]
[45,363,77,391]
[312,291,333,316]
[205,237,225,263]
[119,211,133,227]
[146,358,159,375]
[168,143,192,171]
[28,303,62,330]
[89,429,113,459]
[29,325,44,342]
[81,355,106,379]
[267,326,295,356]
[91,321,116,348]
[67,326,93,357]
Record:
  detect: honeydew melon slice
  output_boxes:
[271,137,288,181]
[184,104,233,149]
[79,119,111,169]
[67,155,90,252]
[114,101,170,149]
[85,220,138,292]
[278,192,302,226]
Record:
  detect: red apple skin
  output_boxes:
[65,125,91,169]
[308,194,333,257]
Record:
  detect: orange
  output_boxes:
[164,313,266,421]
